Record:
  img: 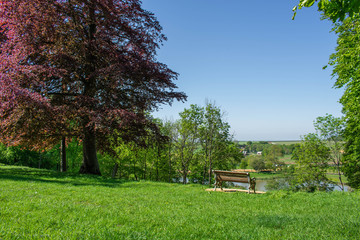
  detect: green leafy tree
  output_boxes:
[247,155,266,171]
[293,1,360,189]
[239,158,248,169]
[0,144,57,170]
[283,144,297,155]
[200,102,232,185]
[246,141,253,153]
[65,138,83,172]
[0,0,186,176]
[325,16,360,189]
[293,0,360,22]
[175,105,203,184]
[263,145,284,171]
[109,141,135,179]
[291,133,333,192]
[314,114,346,190]
[159,119,178,183]
[168,103,238,185]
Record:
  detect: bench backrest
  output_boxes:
[213,170,250,183]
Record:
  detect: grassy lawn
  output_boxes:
[1,165,359,239]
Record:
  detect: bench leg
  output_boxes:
[214,174,217,191]
[214,180,223,191]
[250,178,256,194]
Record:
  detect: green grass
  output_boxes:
[1,165,360,239]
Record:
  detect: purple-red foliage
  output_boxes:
[0,0,186,151]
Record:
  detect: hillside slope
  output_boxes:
[0,165,359,239]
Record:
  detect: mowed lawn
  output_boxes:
[0,165,359,239]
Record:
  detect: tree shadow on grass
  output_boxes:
[0,165,135,188]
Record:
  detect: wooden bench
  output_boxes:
[213,170,256,193]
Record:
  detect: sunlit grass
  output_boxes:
[0,165,359,239]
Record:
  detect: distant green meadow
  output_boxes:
[269,141,301,145]
[0,165,359,239]
[237,141,301,145]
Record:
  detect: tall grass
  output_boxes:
[0,165,359,239]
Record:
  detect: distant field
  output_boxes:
[237,141,301,145]
[1,165,359,239]
[269,141,301,145]
[279,154,294,164]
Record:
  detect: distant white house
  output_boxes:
[257,151,262,155]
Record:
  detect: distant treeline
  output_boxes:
[0,103,244,185]
[0,138,298,183]
[237,141,297,155]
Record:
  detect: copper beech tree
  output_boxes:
[0,0,186,175]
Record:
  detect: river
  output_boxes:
[234,179,351,192]
[174,177,350,192]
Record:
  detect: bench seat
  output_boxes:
[213,170,256,193]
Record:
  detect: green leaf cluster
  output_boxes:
[293,0,360,22]
[328,15,360,188]
[291,133,333,192]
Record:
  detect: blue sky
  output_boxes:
[142,0,343,141]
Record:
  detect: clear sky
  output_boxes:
[142,0,343,141]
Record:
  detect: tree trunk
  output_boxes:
[337,160,344,191]
[203,160,207,185]
[143,150,147,180]
[208,148,212,187]
[38,151,42,169]
[78,1,100,175]
[182,163,188,184]
[79,126,101,175]
[182,169,187,184]
[119,160,122,178]
[133,160,138,181]
[168,143,172,183]
[156,144,160,181]
[150,160,155,180]
[203,143,208,184]
[60,137,67,172]
[112,163,119,178]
